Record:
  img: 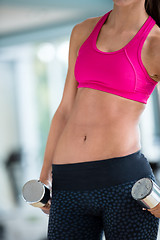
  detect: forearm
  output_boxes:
[39,109,69,185]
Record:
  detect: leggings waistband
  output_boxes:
[51,150,154,191]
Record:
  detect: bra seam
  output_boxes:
[124,48,137,93]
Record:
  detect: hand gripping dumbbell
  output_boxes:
[22,179,51,208]
[131,177,160,209]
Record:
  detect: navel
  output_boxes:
[83,135,87,141]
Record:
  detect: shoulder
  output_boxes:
[73,15,102,37]
[148,24,160,82]
[71,15,103,56]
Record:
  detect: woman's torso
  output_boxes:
[52,14,160,164]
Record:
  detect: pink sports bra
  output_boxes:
[74,9,158,104]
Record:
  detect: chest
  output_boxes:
[95,24,160,83]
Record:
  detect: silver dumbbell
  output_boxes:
[22,179,51,208]
[131,177,160,209]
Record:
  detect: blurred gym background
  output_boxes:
[0,0,160,239]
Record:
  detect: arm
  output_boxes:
[39,22,82,188]
[39,111,70,215]
[38,16,102,214]
[39,110,70,187]
[39,16,101,188]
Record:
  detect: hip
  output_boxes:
[51,149,156,191]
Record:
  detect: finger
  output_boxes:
[40,204,51,210]
[41,210,50,215]
[42,206,50,210]
[144,208,158,212]
[45,202,51,208]
[40,207,50,213]
[148,203,160,211]
[146,209,160,218]
[149,210,160,216]
[40,207,50,211]
[148,208,159,213]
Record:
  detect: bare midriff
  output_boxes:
[52,87,145,164]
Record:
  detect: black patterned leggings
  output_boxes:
[47,150,159,240]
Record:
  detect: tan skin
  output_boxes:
[40,0,160,217]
